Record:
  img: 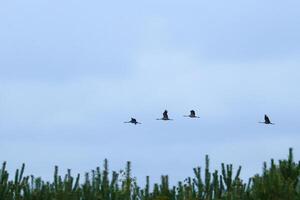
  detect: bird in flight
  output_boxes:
[184,110,200,118]
[259,114,275,125]
[157,110,173,120]
[124,118,141,125]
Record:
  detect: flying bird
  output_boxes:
[259,114,275,125]
[184,110,200,118]
[156,110,173,120]
[124,118,141,125]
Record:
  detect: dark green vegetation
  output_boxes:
[1,149,300,200]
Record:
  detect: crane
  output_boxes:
[184,110,200,118]
[156,110,173,120]
[259,114,275,125]
[124,118,141,125]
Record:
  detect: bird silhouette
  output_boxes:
[124,118,141,125]
[184,110,200,118]
[156,110,173,120]
[259,114,275,125]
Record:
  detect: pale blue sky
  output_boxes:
[1,0,300,184]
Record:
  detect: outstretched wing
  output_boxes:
[190,110,195,116]
[163,110,168,118]
[131,118,137,123]
[265,115,271,124]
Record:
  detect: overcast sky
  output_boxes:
[1,0,300,184]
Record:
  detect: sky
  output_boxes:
[1,0,300,184]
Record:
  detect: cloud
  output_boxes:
[1,0,300,183]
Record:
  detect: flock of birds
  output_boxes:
[124,110,275,125]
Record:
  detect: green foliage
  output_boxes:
[1,149,300,199]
